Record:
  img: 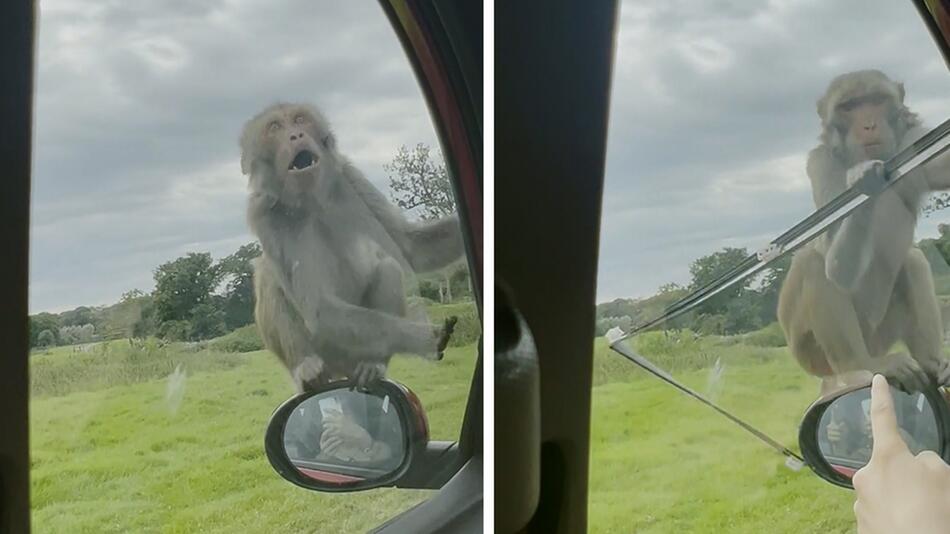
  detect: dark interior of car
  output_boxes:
[495,1,618,532]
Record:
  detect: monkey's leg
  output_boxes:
[899,249,950,385]
[779,249,836,377]
[351,257,409,387]
[255,261,327,393]
[800,247,929,391]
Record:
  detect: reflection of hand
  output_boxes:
[320,409,373,459]
[852,375,950,534]
[826,420,844,444]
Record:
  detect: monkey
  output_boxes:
[240,102,463,392]
[777,70,950,395]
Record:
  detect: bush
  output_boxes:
[37,329,56,348]
[595,315,633,336]
[743,322,787,347]
[208,325,264,353]
[158,320,192,342]
[30,339,249,398]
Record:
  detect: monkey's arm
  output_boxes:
[342,163,464,273]
[806,146,878,292]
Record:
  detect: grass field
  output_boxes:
[30,330,477,533]
[32,317,877,533]
[587,334,858,533]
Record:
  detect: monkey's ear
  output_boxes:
[897,82,906,103]
[321,133,337,151]
[816,95,828,122]
[240,152,251,175]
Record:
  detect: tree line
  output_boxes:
[597,226,950,337]
[30,143,471,349]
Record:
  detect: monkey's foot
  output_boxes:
[435,316,459,360]
[920,358,950,387]
[351,362,387,390]
[293,357,327,393]
[871,353,930,393]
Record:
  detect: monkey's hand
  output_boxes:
[434,316,459,360]
[351,362,387,389]
[292,356,328,393]
[918,358,950,387]
[870,352,930,393]
[846,159,887,195]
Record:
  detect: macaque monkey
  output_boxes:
[778,70,950,394]
[240,103,462,391]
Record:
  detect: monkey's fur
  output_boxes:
[778,70,950,393]
[240,103,463,391]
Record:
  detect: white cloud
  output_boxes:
[597,0,950,302]
[30,0,440,312]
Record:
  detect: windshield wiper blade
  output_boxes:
[615,116,950,342]
[606,330,804,466]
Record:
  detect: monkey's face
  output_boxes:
[241,104,338,205]
[837,93,899,163]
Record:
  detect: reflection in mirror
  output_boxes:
[282,388,406,485]
[816,386,940,478]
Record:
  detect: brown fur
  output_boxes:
[240,103,464,391]
[778,71,950,392]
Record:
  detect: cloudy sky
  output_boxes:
[31,1,950,313]
[30,0,440,313]
[598,0,950,302]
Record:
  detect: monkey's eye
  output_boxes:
[867,94,888,106]
[838,100,858,112]
[267,121,281,133]
[294,114,306,124]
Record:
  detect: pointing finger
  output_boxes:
[868,374,910,462]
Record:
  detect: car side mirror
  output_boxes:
[798,381,950,489]
[264,379,429,492]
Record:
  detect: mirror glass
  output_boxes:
[282,387,407,485]
[816,386,940,478]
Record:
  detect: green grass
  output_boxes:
[588,337,857,533]
[30,327,477,533]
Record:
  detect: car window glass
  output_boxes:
[29,2,476,532]
[593,1,950,531]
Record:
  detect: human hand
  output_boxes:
[320,409,373,457]
[851,374,950,534]
[827,420,844,444]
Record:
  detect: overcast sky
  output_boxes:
[31,1,950,313]
[30,0,440,313]
[597,0,950,303]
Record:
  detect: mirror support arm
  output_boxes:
[394,441,463,489]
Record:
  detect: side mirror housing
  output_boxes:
[264,379,431,492]
[798,381,950,489]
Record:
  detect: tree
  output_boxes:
[688,247,751,315]
[153,252,222,339]
[37,329,56,348]
[386,143,456,220]
[923,193,950,217]
[58,324,96,345]
[189,301,227,340]
[59,306,101,329]
[216,242,261,330]
[29,313,60,347]
[757,254,792,324]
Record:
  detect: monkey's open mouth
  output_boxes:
[289,150,317,171]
